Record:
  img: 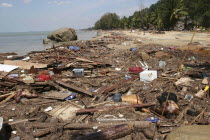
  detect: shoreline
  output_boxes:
[1,30,209,57]
[0,30,98,56]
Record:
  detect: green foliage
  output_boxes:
[94,0,210,30]
[94,13,120,30]
[118,16,129,29]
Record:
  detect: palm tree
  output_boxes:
[170,0,188,28]
[150,8,164,30]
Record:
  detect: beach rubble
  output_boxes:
[0,31,210,140]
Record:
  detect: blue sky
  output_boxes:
[0,0,158,32]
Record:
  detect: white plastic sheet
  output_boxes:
[0,64,19,72]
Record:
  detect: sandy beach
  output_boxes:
[95,30,210,51]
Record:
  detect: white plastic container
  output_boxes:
[72,68,84,76]
[140,70,157,82]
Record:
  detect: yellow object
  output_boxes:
[204,86,209,92]
[121,94,150,112]
[121,94,142,104]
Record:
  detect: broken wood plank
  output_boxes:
[0,71,9,79]
[16,125,34,139]
[0,92,15,105]
[98,76,138,94]
[76,103,155,114]
[54,80,93,96]
[42,91,70,100]
[47,81,66,91]
[31,121,153,130]
[31,121,154,138]
[75,124,133,140]
[8,118,38,125]
[0,92,14,99]
[4,60,47,69]
[87,100,113,108]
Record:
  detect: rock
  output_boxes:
[47,27,77,42]
[166,125,210,140]
[140,52,150,60]
[43,38,51,44]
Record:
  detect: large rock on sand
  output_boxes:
[47,28,77,42]
[43,38,51,44]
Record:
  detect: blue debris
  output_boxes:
[7,74,19,78]
[130,48,137,51]
[125,75,131,80]
[146,117,159,123]
[64,93,77,100]
[68,46,80,51]
[202,73,208,78]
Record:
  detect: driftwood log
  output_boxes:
[54,80,93,96]
[32,121,155,138]
[76,103,155,114]
[75,121,156,140]
[75,124,132,140]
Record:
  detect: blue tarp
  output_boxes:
[68,46,80,50]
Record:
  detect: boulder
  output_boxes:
[47,28,77,42]
[43,38,51,44]
[166,125,210,140]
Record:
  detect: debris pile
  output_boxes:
[0,32,210,140]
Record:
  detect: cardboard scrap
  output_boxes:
[175,77,194,87]
[4,60,47,69]
[46,101,82,121]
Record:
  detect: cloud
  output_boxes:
[48,0,71,6]
[23,0,32,4]
[0,3,13,7]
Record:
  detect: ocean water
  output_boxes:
[0,30,97,55]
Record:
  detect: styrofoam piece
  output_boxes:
[140,70,157,82]
[0,117,3,130]
[45,106,53,112]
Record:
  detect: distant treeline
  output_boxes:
[94,0,210,30]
